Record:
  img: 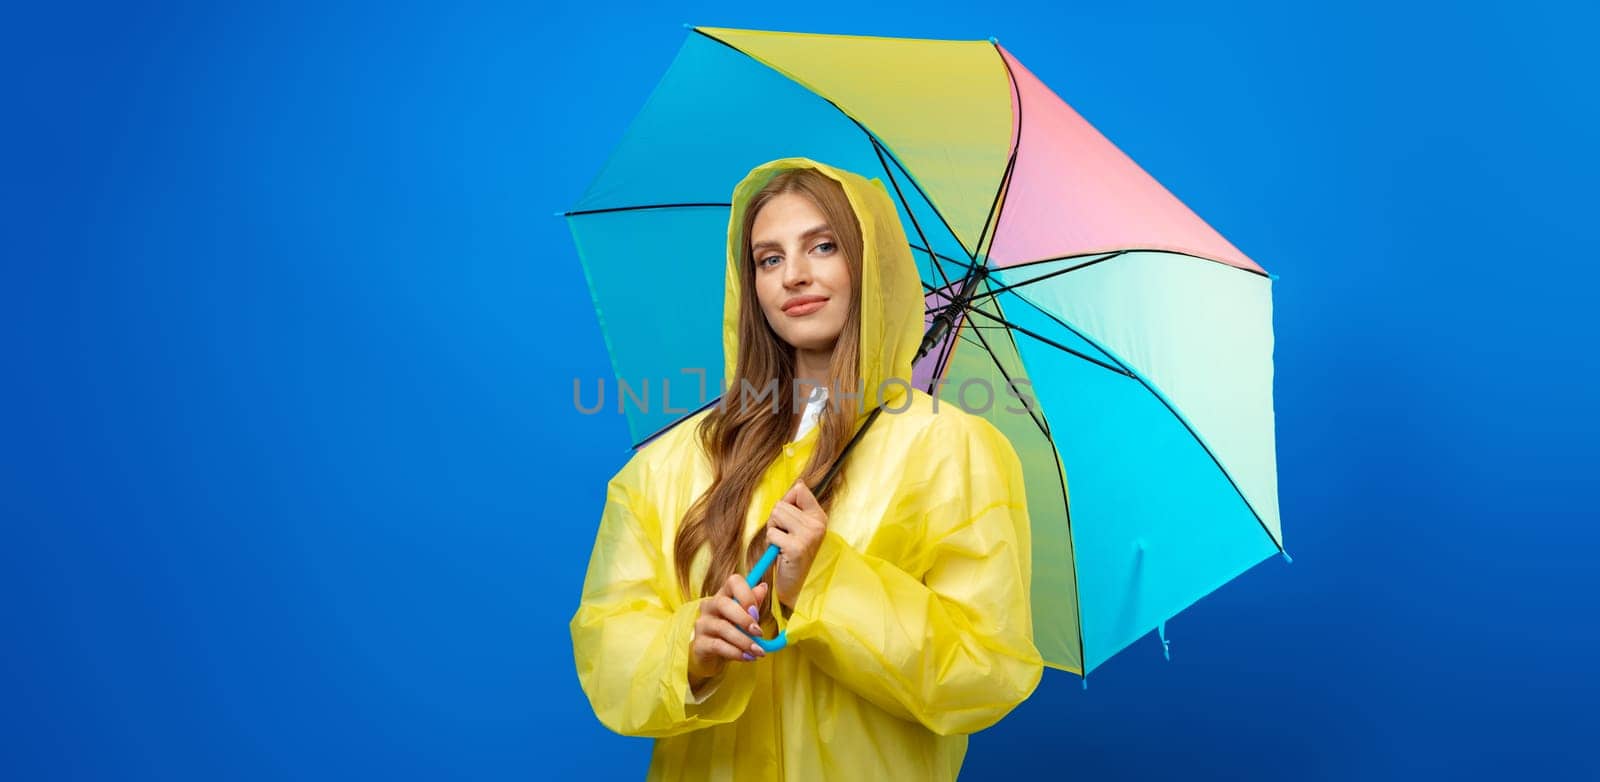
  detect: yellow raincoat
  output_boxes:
[570,158,1043,780]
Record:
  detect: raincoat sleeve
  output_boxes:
[569,453,758,737]
[776,412,1044,736]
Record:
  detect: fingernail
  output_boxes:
[748,606,760,621]
[749,623,762,635]
[742,652,755,661]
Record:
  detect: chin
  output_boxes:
[768,317,844,353]
[786,333,842,353]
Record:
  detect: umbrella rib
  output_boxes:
[954,290,1052,439]
[564,202,732,217]
[966,251,1127,304]
[980,267,1087,674]
[960,305,1133,379]
[929,148,1015,390]
[943,307,1080,670]
[972,149,1018,266]
[973,37,1094,671]
[1001,247,1274,281]
[910,243,982,275]
[945,324,1006,349]
[872,134,966,383]
[864,132,979,266]
[871,138,955,294]
[1042,423,1083,677]
[977,38,1025,267]
[993,289,1285,555]
[931,285,1094,682]
[930,40,1028,429]
[629,396,721,451]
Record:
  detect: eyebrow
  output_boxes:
[751,224,834,255]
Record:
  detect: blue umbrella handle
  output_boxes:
[745,544,787,653]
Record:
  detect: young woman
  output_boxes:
[570,157,1042,780]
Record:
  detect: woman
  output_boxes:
[570,157,1043,780]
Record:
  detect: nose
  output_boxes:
[783,253,812,288]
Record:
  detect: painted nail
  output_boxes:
[748,606,760,621]
[749,623,762,635]
[742,652,755,661]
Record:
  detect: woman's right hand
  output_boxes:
[688,574,771,688]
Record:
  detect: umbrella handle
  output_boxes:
[745,544,788,652]
[739,407,885,655]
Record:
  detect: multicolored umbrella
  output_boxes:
[561,24,1287,682]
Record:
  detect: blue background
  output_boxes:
[6,1,1595,779]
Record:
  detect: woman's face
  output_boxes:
[749,192,853,355]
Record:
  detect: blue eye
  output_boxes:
[758,255,780,267]
[816,242,835,253]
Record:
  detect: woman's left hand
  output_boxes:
[766,479,828,610]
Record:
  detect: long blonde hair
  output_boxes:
[672,168,867,602]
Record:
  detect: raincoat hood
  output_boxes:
[722,157,926,416]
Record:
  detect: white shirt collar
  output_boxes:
[791,385,829,443]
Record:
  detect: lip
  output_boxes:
[782,296,829,316]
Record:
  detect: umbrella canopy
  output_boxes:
[562,24,1286,679]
